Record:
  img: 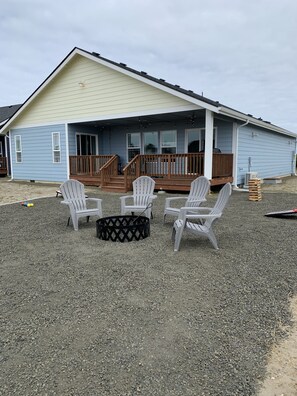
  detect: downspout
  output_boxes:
[8,131,13,181]
[233,119,249,189]
[65,123,70,180]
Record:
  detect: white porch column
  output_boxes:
[204,109,214,180]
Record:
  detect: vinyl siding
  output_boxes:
[237,125,295,184]
[10,124,67,182]
[12,55,194,127]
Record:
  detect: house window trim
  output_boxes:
[127,132,141,162]
[15,135,22,163]
[160,130,177,154]
[185,127,218,152]
[75,132,98,155]
[0,141,3,156]
[52,132,61,163]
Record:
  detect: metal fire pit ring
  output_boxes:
[96,215,150,243]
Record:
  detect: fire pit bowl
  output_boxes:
[96,215,150,243]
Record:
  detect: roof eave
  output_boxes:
[218,106,297,138]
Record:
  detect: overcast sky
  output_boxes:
[1,0,297,132]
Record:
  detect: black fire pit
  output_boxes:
[96,215,150,243]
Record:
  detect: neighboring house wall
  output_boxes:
[10,124,67,182]
[237,125,295,185]
[11,55,195,128]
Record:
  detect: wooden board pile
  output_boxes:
[248,178,262,201]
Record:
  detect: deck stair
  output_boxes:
[101,176,127,193]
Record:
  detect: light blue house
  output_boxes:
[1,47,296,192]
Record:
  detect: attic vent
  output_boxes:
[141,71,147,75]
[247,114,253,117]
[188,90,193,93]
[175,85,180,88]
[159,78,166,82]
[92,52,100,56]
[264,120,271,124]
[119,62,127,67]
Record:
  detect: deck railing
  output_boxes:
[123,153,233,190]
[100,155,119,187]
[69,155,113,176]
[0,157,7,174]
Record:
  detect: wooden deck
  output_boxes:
[69,153,233,192]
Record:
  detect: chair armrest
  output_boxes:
[120,195,134,203]
[179,206,221,221]
[165,197,187,205]
[86,197,102,209]
[86,197,102,204]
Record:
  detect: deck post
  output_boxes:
[204,109,214,180]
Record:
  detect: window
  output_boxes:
[160,130,176,154]
[76,134,97,155]
[0,141,3,156]
[52,132,61,163]
[186,128,217,153]
[127,133,141,161]
[143,132,158,154]
[15,135,22,163]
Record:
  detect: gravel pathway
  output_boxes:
[0,188,297,395]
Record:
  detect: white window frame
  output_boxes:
[0,141,3,156]
[75,133,98,155]
[127,132,141,162]
[160,130,177,154]
[185,127,218,152]
[15,135,22,163]
[143,131,158,154]
[52,132,61,163]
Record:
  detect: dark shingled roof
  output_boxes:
[0,104,22,124]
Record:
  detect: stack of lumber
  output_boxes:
[248,178,262,201]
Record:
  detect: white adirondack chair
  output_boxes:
[120,176,157,219]
[172,182,232,251]
[163,176,210,223]
[60,180,102,231]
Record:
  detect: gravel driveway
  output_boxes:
[0,185,297,395]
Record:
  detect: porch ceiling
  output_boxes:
[72,109,206,129]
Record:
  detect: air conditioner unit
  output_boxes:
[244,172,258,187]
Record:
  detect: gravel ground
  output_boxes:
[0,184,297,395]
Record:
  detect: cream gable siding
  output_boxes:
[12,55,195,127]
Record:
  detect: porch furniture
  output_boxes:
[60,179,102,231]
[172,182,232,251]
[120,176,157,219]
[163,176,210,223]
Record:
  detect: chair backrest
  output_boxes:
[133,176,155,206]
[187,176,210,206]
[207,182,232,223]
[60,180,87,211]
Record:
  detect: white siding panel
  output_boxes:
[13,55,192,127]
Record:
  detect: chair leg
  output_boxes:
[67,216,71,227]
[173,220,184,252]
[86,216,90,223]
[207,228,219,250]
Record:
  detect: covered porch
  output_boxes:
[69,152,233,192]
